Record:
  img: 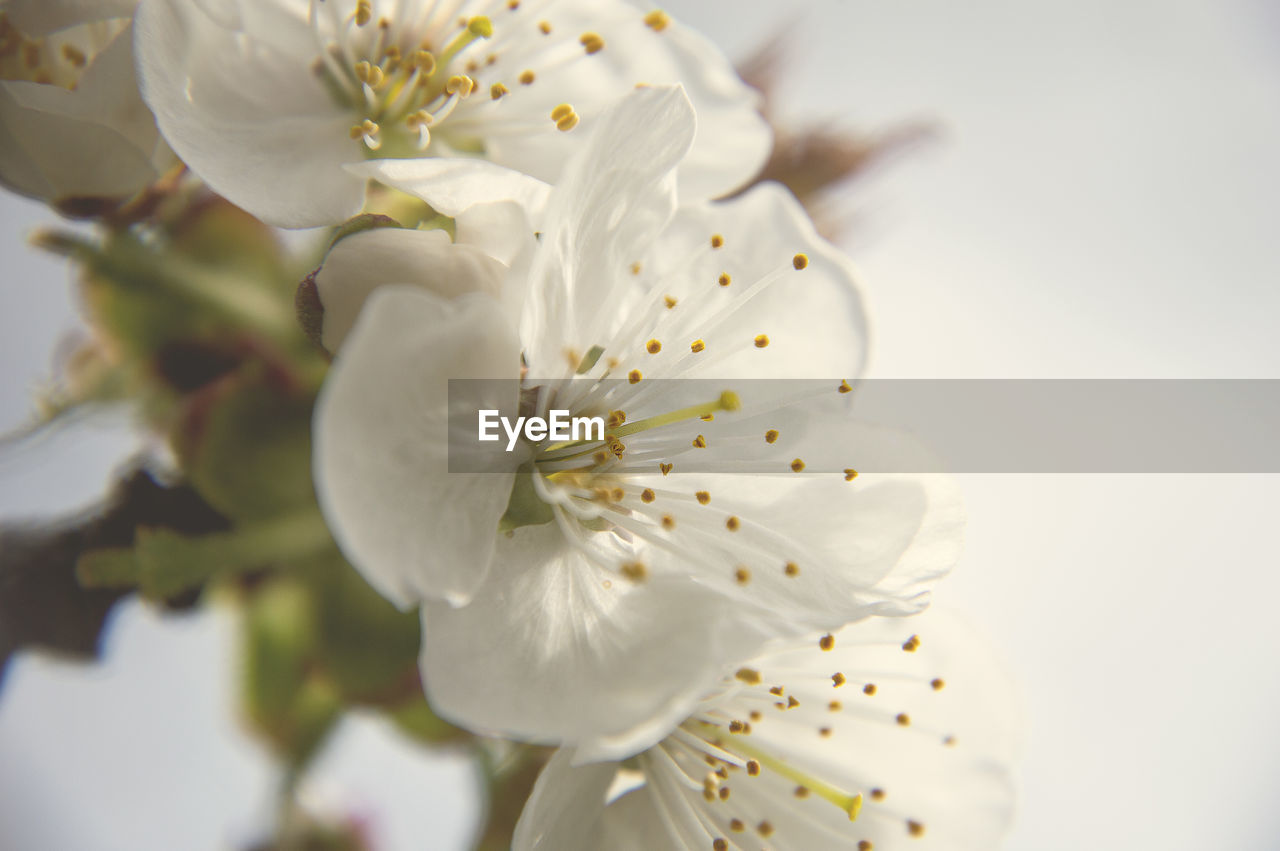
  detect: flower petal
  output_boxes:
[521,84,695,375]
[4,0,138,36]
[469,0,770,200]
[0,25,165,202]
[347,158,551,220]
[518,609,1019,850]
[313,286,521,608]
[310,226,508,353]
[135,0,363,226]
[418,519,761,758]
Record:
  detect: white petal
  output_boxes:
[527,609,1019,850]
[347,158,551,221]
[511,749,620,851]
[0,24,164,202]
[521,85,694,375]
[630,181,867,383]
[469,0,770,200]
[313,286,521,608]
[0,82,159,201]
[135,0,363,226]
[310,226,508,353]
[5,0,138,36]
[418,519,760,758]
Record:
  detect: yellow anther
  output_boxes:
[844,468,859,481]
[468,15,494,37]
[607,410,626,427]
[787,695,800,708]
[754,334,770,348]
[692,435,706,449]
[644,9,671,30]
[793,252,810,270]
[896,713,911,726]
[726,516,740,531]
[690,339,706,353]
[735,566,751,585]
[863,683,877,695]
[765,429,779,444]
[718,272,731,287]
[859,842,874,851]
[349,118,379,139]
[730,819,745,833]
[907,821,926,837]
[630,262,643,275]
[720,391,741,411]
[902,635,921,652]
[735,667,761,684]
[580,31,605,53]
[747,760,761,776]
[931,678,946,691]
[870,788,886,801]
[839,379,853,393]
[829,700,842,711]
[490,82,509,99]
[60,44,86,68]
[713,839,728,851]
[405,110,433,129]
[620,562,647,582]
[769,686,784,696]
[660,462,673,475]
[820,727,833,737]
[550,103,574,120]
[711,233,724,248]
[519,69,536,84]
[758,821,774,837]
[832,672,846,687]
[794,786,810,798]
[355,0,373,26]
[507,0,520,8]
[445,74,474,95]
[700,413,714,422]
[661,514,676,529]
[664,295,677,308]
[695,491,711,505]
[819,633,835,651]
[538,20,552,34]
[628,369,642,384]
[785,561,799,576]
[790,458,805,473]
[641,488,656,503]
[354,60,373,83]
[555,112,579,131]
[645,338,662,354]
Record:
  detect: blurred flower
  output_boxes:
[133,0,771,227]
[310,86,963,758]
[513,609,1018,851]
[0,0,172,209]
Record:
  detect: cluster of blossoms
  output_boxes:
[1,0,1017,847]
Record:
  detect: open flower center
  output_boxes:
[308,0,602,156]
[0,13,123,88]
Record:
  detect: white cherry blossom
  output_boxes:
[134,0,771,226]
[514,609,1019,851]
[311,87,964,756]
[0,0,171,206]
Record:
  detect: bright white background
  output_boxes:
[2,0,1278,848]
